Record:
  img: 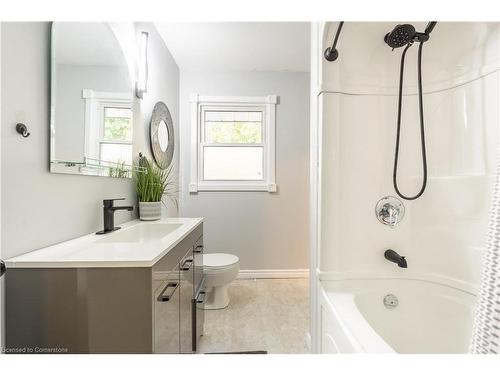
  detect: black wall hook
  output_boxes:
[16,123,30,138]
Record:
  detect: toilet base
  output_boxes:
[203,285,230,310]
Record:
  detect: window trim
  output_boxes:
[189,94,278,192]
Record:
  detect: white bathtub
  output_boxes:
[319,279,476,353]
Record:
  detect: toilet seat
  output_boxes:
[204,253,239,270]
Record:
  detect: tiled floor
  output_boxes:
[197,278,309,354]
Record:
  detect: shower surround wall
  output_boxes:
[311,22,500,347]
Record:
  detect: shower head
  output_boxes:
[384,24,416,48]
[384,22,438,49]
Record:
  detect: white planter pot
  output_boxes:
[139,201,162,221]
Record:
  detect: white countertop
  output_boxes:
[4,217,203,269]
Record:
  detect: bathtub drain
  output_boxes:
[383,294,398,309]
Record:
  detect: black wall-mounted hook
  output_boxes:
[16,123,30,138]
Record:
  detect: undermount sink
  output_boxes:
[98,223,183,243]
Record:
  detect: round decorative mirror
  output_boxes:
[150,101,174,169]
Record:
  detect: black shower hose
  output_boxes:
[393,41,428,200]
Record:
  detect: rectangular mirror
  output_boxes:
[50,22,135,178]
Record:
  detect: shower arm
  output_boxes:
[413,22,438,43]
[425,22,437,35]
[324,21,344,62]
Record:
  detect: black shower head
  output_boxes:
[384,24,416,48]
[384,22,437,49]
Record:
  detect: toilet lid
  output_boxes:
[204,253,239,268]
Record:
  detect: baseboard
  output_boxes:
[238,269,309,279]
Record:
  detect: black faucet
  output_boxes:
[384,249,407,268]
[96,198,134,235]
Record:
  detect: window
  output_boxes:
[99,107,133,166]
[190,94,277,192]
[82,89,133,168]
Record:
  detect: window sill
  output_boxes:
[189,183,277,193]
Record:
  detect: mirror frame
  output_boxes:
[150,101,175,169]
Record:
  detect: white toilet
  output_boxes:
[203,253,240,310]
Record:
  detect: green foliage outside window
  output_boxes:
[205,121,262,144]
[104,117,132,141]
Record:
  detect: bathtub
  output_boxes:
[319,279,476,353]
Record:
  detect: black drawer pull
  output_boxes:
[157,282,178,302]
[181,258,193,271]
[194,245,203,254]
[196,291,206,304]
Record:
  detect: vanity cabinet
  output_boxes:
[5,222,203,354]
[179,251,195,353]
[153,273,180,353]
[193,236,205,352]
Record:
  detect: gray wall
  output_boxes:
[54,64,130,162]
[1,22,179,259]
[179,71,310,270]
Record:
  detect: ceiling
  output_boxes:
[155,22,310,73]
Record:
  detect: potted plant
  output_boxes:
[133,155,177,221]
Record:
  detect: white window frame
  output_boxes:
[82,89,133,164]
[189,94,278,192]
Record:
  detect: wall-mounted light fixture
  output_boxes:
[136,31,149,99]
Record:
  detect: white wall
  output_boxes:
[179,71,310,271]
[0,22,179,259]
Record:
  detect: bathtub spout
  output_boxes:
[384,249,407,268]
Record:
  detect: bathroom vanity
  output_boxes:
[4,218,204,354]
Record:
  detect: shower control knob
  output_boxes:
[375,196,405,228]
